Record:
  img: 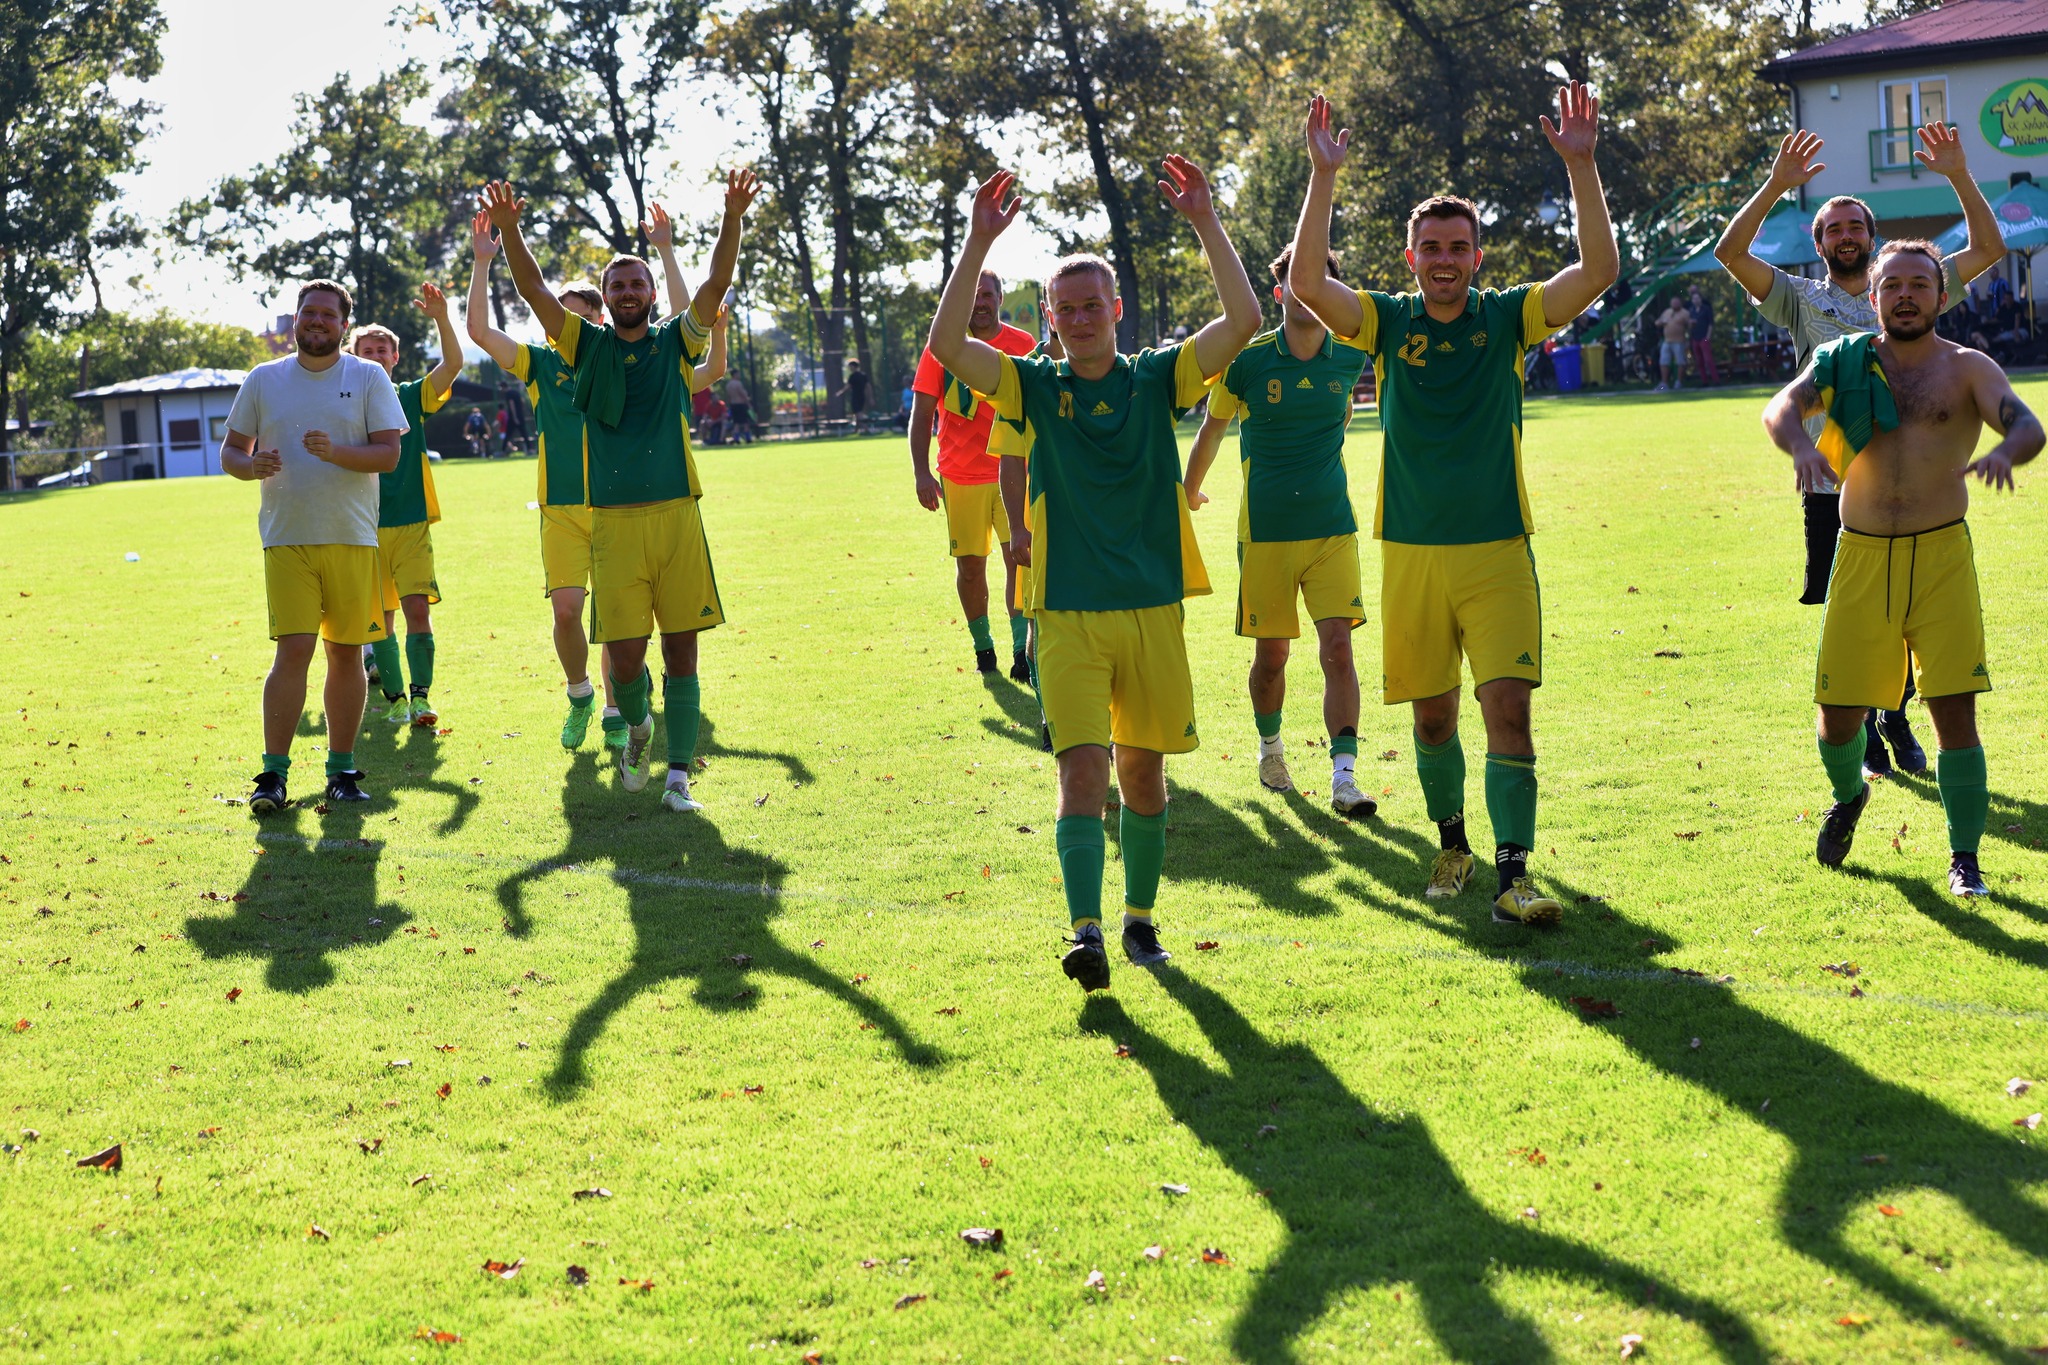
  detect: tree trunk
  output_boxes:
[1378,0,1469,181]
[1039,0,1144,349]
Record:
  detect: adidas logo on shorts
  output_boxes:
[1515,651,1535,666]
[1973,663,1989,677]
[699,605,715,617]
[1184,721,1197,737]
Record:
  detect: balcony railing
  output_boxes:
[1869,126,1924,182]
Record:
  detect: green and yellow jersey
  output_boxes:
[555,308,712,506]
[987,343,1213,613]
[378,377,449,528]
[510,342,587,507]
[1209,328,1367,544]
[1341,284,1557,545]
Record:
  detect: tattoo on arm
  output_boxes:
[2000,394,2025,432]
[1791,373,1821,415]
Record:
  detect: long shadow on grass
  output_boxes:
[352,720,483,836]
[1377,873,2048,1360]
[495,721,941,1097]
[976,673,1044,750]
[1083,971,1766,1363]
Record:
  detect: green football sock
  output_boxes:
[1056,814,1106,929]
[1254,709,1283,740]
[371,638,404,700]
[1120,806,1168,915]
[1414,732,1466,824]
[325,749,355,777]
[968,614,995,652]
[1818,732,1868,805]
[1009,613,1029,654]
[664,674,701,767]
[612,667,652,727]
[404,632,435,692]
[261,752,291,776]
[1936,745,1987,854]
[1330,734,1359,759]
[1483,753,1538,852]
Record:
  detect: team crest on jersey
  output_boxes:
[1471,331,1488,348]
[1328,380,1345,393]
[1295,376,1313,389]
[1091,400,1113,416]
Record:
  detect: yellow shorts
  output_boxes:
[1014,561,1032,615]
[943,477,1010,559]
[1037,604,1197,756]
[377,521,440,612]
[1380,537,1542,704]
[540,504,593,595]
[589,497,724,644]
[265,544,385,645]
[1236,534,1364,638]
[1816,520,1989,708]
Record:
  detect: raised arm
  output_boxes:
[926,171,1021,399]
[464,210,523,370]
[1714,131,1823,302]
[1761,363,1832,492]
[482,180,566,342]
[1962,353,2045,490]
[1538,82,1618,328]
[693,313,728,387]
[1289,95,1365,340]
[415,281,464,397]
[690,169,760,328]
[1161,155,1260,379]
[1915,122,2003,286]
[1184,408,1229,509]
[645,201,692,319]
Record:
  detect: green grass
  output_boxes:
[3,380,2046,1363]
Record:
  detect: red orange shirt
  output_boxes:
[913,323,1038,484]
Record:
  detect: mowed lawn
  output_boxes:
[2,379,2046,1364]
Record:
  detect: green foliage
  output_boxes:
[0,0,163,454]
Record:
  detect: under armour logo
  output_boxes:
[338,391,354,398]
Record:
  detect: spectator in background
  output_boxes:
[1687,283,1719,386]
[1655,295,1692,391]
[495,405,510,456]
[723,372,755,443]
[1983,264,2012,316]
[839,357,871,426]
[463,406,487,459]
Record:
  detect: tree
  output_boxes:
[171,64,455,360]
[0,0,163,481]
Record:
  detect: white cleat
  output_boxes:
[661,772,703,813]
[1258,746,1292,792]
[1330,773,1377,818]
[619,719,654,793]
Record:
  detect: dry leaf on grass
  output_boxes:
[1619,1333,1645,1358]
[1194,941,1219,951]
[435,1083,452,1100]
[481,1258,523,1280]
[1837,1314,1869,1327]
[1143,1245,1163,1261]
[413,1326,461,1344]
[410,1173,432,1187]
[76,1143,121,1172]
[1200,1248,1231,1264]
[1569,996,1620,1019]
[566,1265,589,1286]
[992,1268,1012,1282]
[306,1224,330,1241]
[2008,1078,2033,1098]
[1160,1183,1190,1196]
[1877,1205,1901,1217]
[1084,1270,1106,1291]
[2015,1113,2042,1130]
[960,1227,1004,1248]
[1822,962,1860,978]
[572,1187,612,1199]
[225,987,242,1003]
[618,1277,655,1292]
[893,1292,926,1310]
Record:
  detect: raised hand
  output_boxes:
[1914,120,1970,178]
[413,281,449,320]
[480,180,526,231]
[470,208,499,260]
[1768,129,1827,190]
[969,169,1023,241]
[643,201,674,249]
[1304,93,1351,174]
[1157,154,1215,220]
[724,168,761,219]
[1540,80,1600,163]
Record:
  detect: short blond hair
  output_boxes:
[1043,253,1115,301]
[346,324,400,354]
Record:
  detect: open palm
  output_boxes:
[1304,94,1351,173]
[1540,81,1599,161]
[1158,155,1214,219]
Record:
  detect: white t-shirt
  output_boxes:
[226,353,407,549]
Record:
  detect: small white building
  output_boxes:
[69,368,249,481]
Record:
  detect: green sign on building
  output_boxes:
[1983,78,2048,156]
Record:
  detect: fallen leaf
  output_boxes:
[1860,1154,1889,1165]
[991,1269,1012,1283]
[388,1058,412,1069]
[463,947,476,955]
[979,1156,992,1169]
[434,1044,458,1053]
[196,1126,220,1138]
[1194,941,1219,951]
[893,1292,926,1310]
[11,1019,29,1033]
[1200,1248,1231,1264]
[225,987,242,1003]
[573,1187,612,1200]
[566,1265,589,1286]
[1569,996,1620,1019]
[2008,1078,2033,1098]
[307,1223,330,1241]
[2016,1113,2042,1130]
[729,953,752,967]
[1143,1245,1163,1261]
[1114,1044,1131,1058]
[1849,986,1865,998]
[1161,1183,1190,1196]
[1822,961,1860,978]
[1084,1270,1106,1291]
[753,793,769,808]
[1520,1207,1540,1221]
[851,974,869,984]
[980,864,991,879]
[742,1085,764,1096]
[1672,830,1699,840]
[1689,1037,1701,1050]
[1620,1333,1645,1358]
[435,1083,452,1100]
[936,1006,960,1016]
[410,1173,432,1187]
[619,1278,655,1292]
[76,1143,121,1172]
[960,1227,1004,1248]
[1878,1205,1901,1217]
[413,1326,460,1344]
[482,1257,524,1280]
[1837,1314,1869,1327]
[859,1259,881,1270]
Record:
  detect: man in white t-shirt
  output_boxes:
[220,278,406,814]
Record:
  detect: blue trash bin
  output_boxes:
[1552,344,1583,392]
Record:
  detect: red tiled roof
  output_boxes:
[1762,0,2048,78]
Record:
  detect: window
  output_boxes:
[167,418,202,449]
[118,409,138,451]
[209,415,228,442]
[1878,76,1947,167]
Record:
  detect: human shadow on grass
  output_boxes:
[1081,972,1766,1364]
[1374,871,2048,1361]
[494,720,940,1098]
[353,718,483,836]
[975,672,1044,750]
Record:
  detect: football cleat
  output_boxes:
[1423,848,1475,899]
[601,712,628,750]
[1815,782,1870,868]
[561,697,595,750]
[249,771,289,816]
[619,718,654,793]
[323,769,371,804]
[974,647,999,675]
[1010,650,1032,682]
[1121,918,1171,967]
[1061,924,1111,992]
[661,773,704,813]
[1330,773,1377,818]
[409,695,438,728]
[1492,877,1562,926]
[1257,746,1292,793]
[1948,852,1988,898]
[1878,710,1928,775]
[382,695,411,724]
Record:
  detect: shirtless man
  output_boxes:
[1763,239,2043,897]
[1655,296,1692,391]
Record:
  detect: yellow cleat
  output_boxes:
[1493,877,1562,927]
[1423,849,1475,899]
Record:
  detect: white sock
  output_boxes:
[1258,734,1284,757]
[666,767,689,790]
[1333,752,1356,779]
[567,678,595,701]
[1122,910,1152,930]
[602,705,621,718]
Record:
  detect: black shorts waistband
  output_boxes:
[1840,516,1965,541]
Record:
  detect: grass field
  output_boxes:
[3,380,2047,1363]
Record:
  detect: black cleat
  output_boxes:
[1949,852,1989,898]
[974,647,999,675]
[1861,720,1893,779]
[1009,650,1032,682]
[1815,782,1870,868]
[1061,925,1111,992]
[324,769,371,804]
[1040,722,1053,753]
[1878,711,1927,775]
[1121,918,1171,966]
[249,772,289,816]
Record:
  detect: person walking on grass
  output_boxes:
[1762,238,2042,897]
[487,172,755,812]
[909,267,1037,680]
[1655,295,1691,391]
[348,284,464,731]
[929,159,1262,993]
[220,279,404,813]
[1714,122,2004,777]
[1183,245,1374,818]
[1687,283,1719,386]
[1288,84,1618,927]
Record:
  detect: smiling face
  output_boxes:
[1871,246,1944,341]
[1812,201,1874,281]
[558,291,603,325]
[348,330,399,376]
[1404,211,1481,308]
[969,272,1003,337]
[601,258,655,331]
[294,291,348,358]
[1046,263,1120,367]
